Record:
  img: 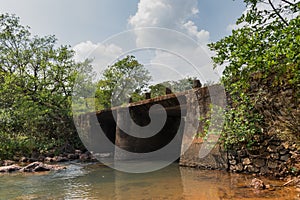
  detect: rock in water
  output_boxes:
[0,165,21,173]
[20,162,66,172]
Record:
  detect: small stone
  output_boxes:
[229,165,236,171]
[283,142,289,149]
[28,158,38,162]
[270,153,280,159]
[267,145,277,152]
[19,157,28,163]
[250,178,266,190]
[44,157,54,163]
[247,165,260,173]
[260,166,270,175]
[236,164,244,172]
[280,154,290,162]
[229,159,237,165]
[242,158,251,165]
[279,149,289,155]
[253,158,265,168]
[79,153,90,161]
[267,161,278,169]
[75,150,82,155]
[237,149,247,157]
[67,154,79,160]
[53,156,69,162]
[3,160,15,166]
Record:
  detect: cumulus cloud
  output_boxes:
[73,41,123,75]
[128,0,219,83]
[73,0,221,84]
[128,0,210,44]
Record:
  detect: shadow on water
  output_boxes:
[0,162,298,200]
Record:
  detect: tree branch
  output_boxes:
[281,0,296,6]
[268,0,289,26]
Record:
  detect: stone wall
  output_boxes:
[228,136,300,177]
[180,135,299,177]
[179,84,299,177]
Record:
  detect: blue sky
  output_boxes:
[0,0,246,83]
[0,0,245,45]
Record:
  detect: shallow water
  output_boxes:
[0,162,298,200]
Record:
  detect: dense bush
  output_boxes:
[209,0,299,148]
[0,14,92,159]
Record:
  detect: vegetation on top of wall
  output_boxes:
[209,0,299,148]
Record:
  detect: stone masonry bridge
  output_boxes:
[75,83,227,168]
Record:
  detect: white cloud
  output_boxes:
[127,0,219,83]
[73,41,98,62]
[183,21,210,44]
[128,0,209,44]
[73,0,221,84]
[73,41,123,76]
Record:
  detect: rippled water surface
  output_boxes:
[0,162,298,200]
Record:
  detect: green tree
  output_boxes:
[149,77,196,98]
[209,0,299,147]
[95,55,151,109]
[0,13,92,158]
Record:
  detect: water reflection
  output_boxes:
[0,162,298,199]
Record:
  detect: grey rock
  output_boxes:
[267,145,277,152]
[267,161,278,169]
[2,160,15,166]
[247,165,260,173]
[253,158,265,168]
[280,154,290,162]
[270,153,279,159]
[0,165,21,173]
[229,159,237,165]
[242,158,251,165]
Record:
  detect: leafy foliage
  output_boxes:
[0,13,92,159]
[95,55,151,109]
[149,77,196,98]
[209,0,299,147]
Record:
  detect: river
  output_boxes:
[0,162,298,200]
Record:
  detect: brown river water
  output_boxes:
[0,162,298,200]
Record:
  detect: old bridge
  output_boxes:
[75,84,226,167]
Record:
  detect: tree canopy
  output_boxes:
[0,13,92,158]
[95,55,151,109]
[209,0,299,147]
